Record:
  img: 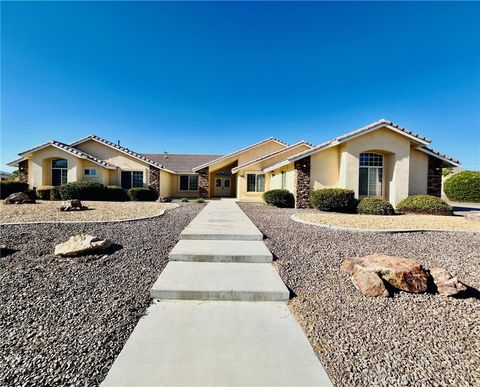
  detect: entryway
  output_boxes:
[214,177,231,197]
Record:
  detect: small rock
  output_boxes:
[351,268,389,297]
[341,254,428,293]
[429,267,467,296]
[54,234,112,257]
[157,196,172,203]
[59,200,85,211]
[4,192,36,204]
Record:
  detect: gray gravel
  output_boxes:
[239,202,480,387]
[0,204,203,386]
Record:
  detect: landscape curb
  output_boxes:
[0,204,179,226]
[290,213,480,234]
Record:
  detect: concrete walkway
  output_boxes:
[102,200,332,386]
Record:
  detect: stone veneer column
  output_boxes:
[18,160,29,184]
[149,166,160,197]
[427,156,442,197]
[198,167,209,198]
[294,156,311,209]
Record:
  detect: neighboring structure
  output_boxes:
[7,119,460,207]
[0,171,12,180]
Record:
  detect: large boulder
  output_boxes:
[59,199,85,211]
[351,268,389,297]
[341,254,428,293]
[54,234,112,257]
[4,192,35,204]
[429,267,466,296]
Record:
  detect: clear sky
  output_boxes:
[1,1,479,171]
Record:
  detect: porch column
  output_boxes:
[18,160,29,185]
[294,156,311,209]
[149,165,160,197]
[198,167,209,198]
[427,156,442,197]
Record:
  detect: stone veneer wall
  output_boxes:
[294,156,311,209]
[18,160,29,184]
[427,156,442,197]
[149,166,160,196]
[198,167,209,198]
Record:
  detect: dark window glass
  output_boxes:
[132,171,143,188]
[180,175,189,190]
[121,171,132,189]
[52,159,67,168]
[189,175,198,190]
[247,174,256,192]
[359,167,368,196]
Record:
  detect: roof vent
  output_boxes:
[117,140,120,146]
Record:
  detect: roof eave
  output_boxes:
[416,146,460,167]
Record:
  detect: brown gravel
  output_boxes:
[0,201,177,223]
[295,211,480,232]
[238,202,480,387]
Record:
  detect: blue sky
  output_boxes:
[2,1,479,171]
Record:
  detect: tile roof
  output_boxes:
[417,146,460,166]
[14,140,116,169]
[70,135,174,172]
[143,153,223,173]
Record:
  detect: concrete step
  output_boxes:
[179,201,263,241]
[101,300,332,387]
[169,240,273,263]
[151,262,289,301]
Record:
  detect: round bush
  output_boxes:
[357,198,395,215]
[50,186,62,201]
[104,186,128,201]
[180,198,189,203]
[309,188,357,212]
[194,198,205,204]
[443,171,480,203]
[0,181,28,199]
[58,182,106,200]
[396,195,453,216]
[36,186,53,200]
[127,188,157,201]
[262,189,295,208]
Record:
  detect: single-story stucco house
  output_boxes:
[7,119,459,207]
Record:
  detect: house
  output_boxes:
[7,119,459,207]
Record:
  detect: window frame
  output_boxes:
[52,158,68,186]
[359,152,384,198]
[179,174,199,192]
[84,168,97,176]
[121,170,144,189]
[246,172,266,193]
[281,170,287,190]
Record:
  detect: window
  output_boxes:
[247,173,265,192]
[121,171,144,189]
[52,159,67,185]
[359,153,383,197]
[281,171,287,189]
[84,168,97,176]
[180,175,199,191]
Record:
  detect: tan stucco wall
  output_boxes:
[337,127,412,206]
[159,170,173,198]
[409,148,429,195]
[310,146,340,190]
[269,164,295,192]
[75,140,149,187]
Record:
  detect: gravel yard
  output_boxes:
[0,201,177,223]
[0,204,203,386]
[238,202,480,387]
[295,211,480,232]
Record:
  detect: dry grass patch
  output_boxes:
[0,200,178,223]
[295,212,480,232]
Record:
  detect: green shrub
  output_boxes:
[262,189,295,208]
[396,195,453,216]
[58,182,105,200]
[194,198,205,204]
[50,186,62,201]
[127,188,157,201]
[104,186,128,201]
[180,198,189,203]
[443,171,480,203]
[357,198,395,215]
[36,185,53,200]
[0,181,28,199]
[309,188,357,212]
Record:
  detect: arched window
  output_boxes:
[52,159,68,185]
[359,153,383,197]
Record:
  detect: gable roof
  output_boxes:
[416,146,460,166]
[8,140,116,169]
[70,135,176,173]
[263,119,458,171]
[143,153,223,174]
[231,141,312,173]
[192,137,288,172]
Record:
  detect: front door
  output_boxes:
[214,177,231,197]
